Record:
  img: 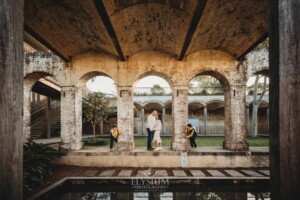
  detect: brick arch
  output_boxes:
[75,71,116,88]
[24,52,66,79]
[132,70,174,89]
[188,70,230,89]
[24,72,60,92]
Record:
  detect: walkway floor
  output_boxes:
[77,146,269,153]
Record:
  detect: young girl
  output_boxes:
[153,114,162,151]
[110,125,122,150]
[184,124,197,151]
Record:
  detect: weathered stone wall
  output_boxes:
[245,49,269,77]
[24,50,251,151]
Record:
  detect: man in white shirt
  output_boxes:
[146,110,157,151]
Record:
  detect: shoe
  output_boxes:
[147,148,153,151]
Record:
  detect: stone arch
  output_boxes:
[188,70,230,89]
[24,52,66,79]
[23,71,61,140]
[75,70,117,88]
[132,70,174,89]
[188,70,231,146]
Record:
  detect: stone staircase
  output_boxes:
[31,102,60,139]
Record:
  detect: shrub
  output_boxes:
[23,140,62,192]
[83,138,109,146]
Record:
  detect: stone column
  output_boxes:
[246,107,250,136]
[172,86,189,151]
[203,106,208,135]
[45,97,51,138]
[162,107,166,135]
[23,81,33,140]
[223,85,248,151]
[60,86,83,150]
[0,0,23,198]
[267,108,269,131]
[141,108,145,135]
[117,86,134,151]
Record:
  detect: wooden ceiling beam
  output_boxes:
[24,25,69,62]
[93,0,126,61]
[237,32,269,61]
[179,0,208,61]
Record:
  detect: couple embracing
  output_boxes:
[146,110,162,151]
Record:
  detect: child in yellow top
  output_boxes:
[183,124,197,150]
[110,126,122,149]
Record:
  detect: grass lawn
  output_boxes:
[84,136,269,148]
[134,136,269,147]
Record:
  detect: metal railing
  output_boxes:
[133,124,225,136]
[189,87,224,95]
[133,87,225,96]
[31,100,60,126]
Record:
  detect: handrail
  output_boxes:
[31,103,60,126]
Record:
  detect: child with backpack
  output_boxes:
[184,124,198,150]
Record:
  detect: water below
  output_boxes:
[35,179,270,200]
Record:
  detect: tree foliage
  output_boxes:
[150,84,166,95]
[251,75,268,137]
[82,92,113,136]
[189,76,223,95]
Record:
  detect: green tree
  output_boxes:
[189,76,223,95]
[251,75,268,137]
[150,84,166,95]
[82,92,111,136]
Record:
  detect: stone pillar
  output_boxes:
[141,108,145,135]
[223,85,249,151]
[45,97,51,138]
[267,108,269,131]
[60,86,83,150]
[246,107,250,136]
[23,81,33,140]
[203,106,208,135]
[117,86,134,151]
[270,0,300,198]
[0,0,23,198]
[162,107,166,135]
[172,86,189,151]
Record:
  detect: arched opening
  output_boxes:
[246,75,269,137]
[133,74,173,148]
[76,72,117,149]
[24,72,61,140]
[188,72,229,147]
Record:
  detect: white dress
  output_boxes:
[153,120,162,143]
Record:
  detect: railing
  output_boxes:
[133,124,225,136]
[199,126,225,135]
[189,87,224,95]
[133,87,225,96]
[133,87,172,96]
[31,100,60,126]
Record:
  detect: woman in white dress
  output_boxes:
[153,114,162,150]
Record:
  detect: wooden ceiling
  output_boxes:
[24,0,268,61]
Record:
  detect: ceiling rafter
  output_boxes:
[93,0,126,61]
[178,0,208,61]
[24,25,69,62]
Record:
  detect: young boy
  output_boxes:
[184,124,197,150]
[110,126,122,150]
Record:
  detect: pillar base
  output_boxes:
[116,141,134,152]
[60,142,83,151]
[171,139,190,151]
[223,141,249,151]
